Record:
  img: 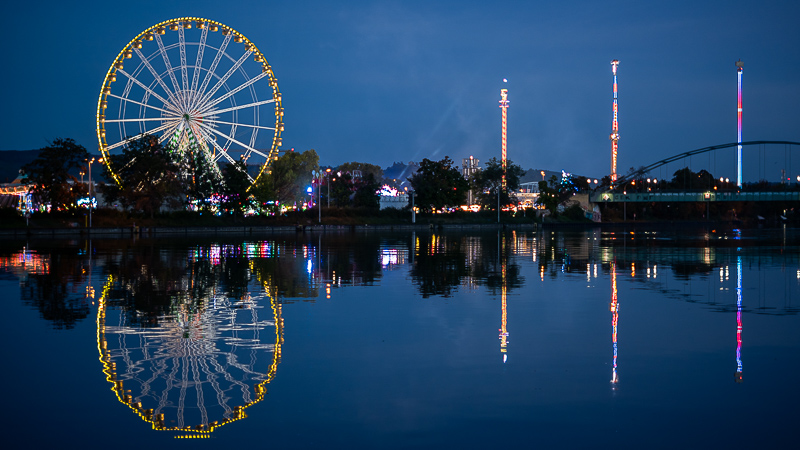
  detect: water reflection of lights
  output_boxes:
[381,249,400,267]
[735,255,743,383]
[0,248,49,276]
[97,274,283,434]
[610,263,619,387]
[192,243,278,263]
[499,261,508,363]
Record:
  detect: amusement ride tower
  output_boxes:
[736,60,744,187]
[610,60,620,183]
[500,82,509,191]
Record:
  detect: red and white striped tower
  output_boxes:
[499,83,509,190]
[610,60,620,183]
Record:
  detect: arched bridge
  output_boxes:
[591,140,800,203]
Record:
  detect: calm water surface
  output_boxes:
[1,227,799,449]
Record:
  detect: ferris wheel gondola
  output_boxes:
[96,17,283,188]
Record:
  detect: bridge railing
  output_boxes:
[590,191,800,203]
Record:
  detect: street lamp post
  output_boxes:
[312,170,322,223]
[88,157,102,229]
[497,188,500,224]
[326,168,331,207]
[411,191,415,224]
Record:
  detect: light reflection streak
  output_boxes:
[735,255,743,383]
[0,247,49,276]
[610,262,619,387]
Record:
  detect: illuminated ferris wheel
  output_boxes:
[96,17,284,187]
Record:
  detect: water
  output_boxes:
[1,227,799,449]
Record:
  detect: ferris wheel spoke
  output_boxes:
[197,121,270,158]
[133,47,176,106]
[104,117,174,123]
[196,51,253,109]
[198,71,270,114]
[158,122,181,145]
[107,93,178,116]
[196,125,233,162]
[116,68,180,114]
[154,33,186,111]
[197,33,232,106]
[208,98,276,116]
[178,26,189,95]
[105,122,178,151]
[204,118,277,132]
[201,131,238,166]
[159,122,185,149]
[190,27,209,105]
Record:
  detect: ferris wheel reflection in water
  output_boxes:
[96,256,283,436]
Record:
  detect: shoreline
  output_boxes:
[0,220,780,240]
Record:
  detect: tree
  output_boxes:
[409,157,468,212]
[470,157,525,209]
[352,172,380,208]
[185,144,223,209]
[536,180,559,214]
[102,135,185,217]
[251,149,319,211]
[325,165,381,209]
[221,160,252,216]
[336,161,384,183]
[23,138,90,210]
[328,172,355,207]
[670,167,716,190]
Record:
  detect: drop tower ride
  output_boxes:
[610,60,620,183]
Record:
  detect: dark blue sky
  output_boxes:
[3,0,799,180]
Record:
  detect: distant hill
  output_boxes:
[0,150,38,183]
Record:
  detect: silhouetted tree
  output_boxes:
[409,157,468,212]
[222,160,252,216]
[251,149,319,211]
[23,138,90,210]
[471,157,525,209]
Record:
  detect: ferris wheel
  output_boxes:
[96,17,283,187]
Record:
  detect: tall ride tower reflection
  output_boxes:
[610,262,619,387]
[499,260,509,363]
[499,232,509,363]
[735,255,743,383]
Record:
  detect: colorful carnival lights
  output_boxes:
[610,60,620,184]
[499,83,509,191]
[736,60,744,187]
[610,262,619,386]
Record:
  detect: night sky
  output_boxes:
[3,0,799,180]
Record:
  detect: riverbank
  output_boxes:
[0,222,544,239]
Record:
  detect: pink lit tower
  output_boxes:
[499,80,509,191]
[736,59,744,187]
[610,60,620,183]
